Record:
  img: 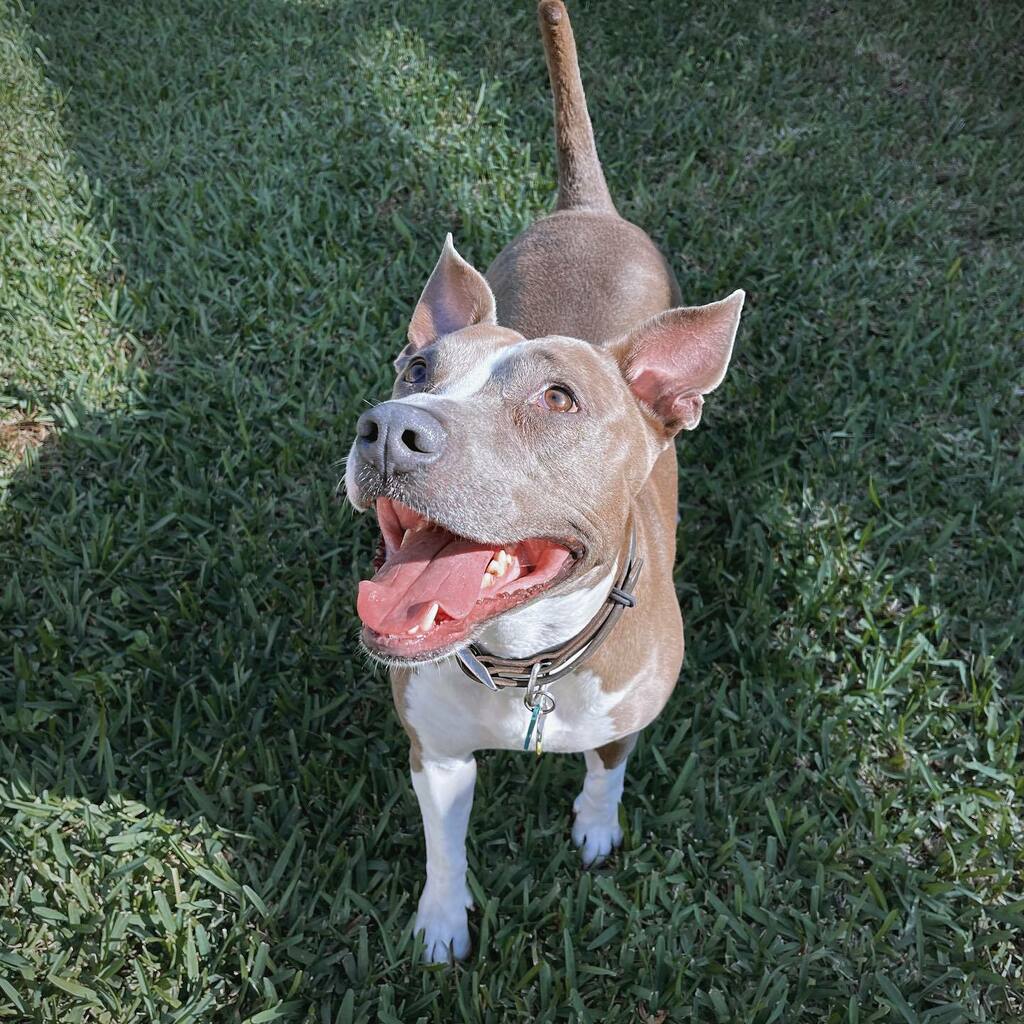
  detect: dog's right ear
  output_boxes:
[609,290,744,435]
[401,234,497,359]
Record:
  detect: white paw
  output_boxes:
[572,805,623,867]
[414,889,472,963]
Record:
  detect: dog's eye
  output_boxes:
[539,385,577,413]
[403,358,428,385]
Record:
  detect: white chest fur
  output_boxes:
[398,564,654,758]
[404,660,628,756]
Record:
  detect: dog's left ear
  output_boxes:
[610,290,745,434]
[403,234,497,357]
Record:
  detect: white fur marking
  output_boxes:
[412,755,477,963]
[573,748,628,866]
[435,341,526,399]
[390,341,529,413]
[402,572,657,759]
[405,662,624,756]
[343,441,367,510]
[476,563,616,658]
[395,336,597,408]
[399,561,659,958]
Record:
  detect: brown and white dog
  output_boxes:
[345,1,743,962]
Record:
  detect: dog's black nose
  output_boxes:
[356,402,447,476]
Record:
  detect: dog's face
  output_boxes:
[346,236,743,664]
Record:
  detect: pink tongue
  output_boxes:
[357,529,495,636]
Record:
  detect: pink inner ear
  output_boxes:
[407,235,497,350]
[629,375,704,431]
[622,291,744,431]
[409,274,487,346]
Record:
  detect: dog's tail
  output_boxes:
[538,1,616,213]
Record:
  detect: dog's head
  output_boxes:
[346,236,743,664]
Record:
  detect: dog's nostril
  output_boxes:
[401,428,425,453]
[360,421,379,443]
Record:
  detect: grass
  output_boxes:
[1,0,1022,1020]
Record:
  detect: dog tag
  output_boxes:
[523,663,555,756]
[534,700,550,756]
[523,702,542,752]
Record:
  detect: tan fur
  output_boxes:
[407,235,498,351]
[590,448,684,738]
[346,0,745,960]
[537,1,614,212]
[595,733,638,770]
[483,2,689,737]
[487,212,681,343]
[382,1,692,755]
[373,1,722,761]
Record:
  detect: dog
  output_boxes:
[345,0,744,962]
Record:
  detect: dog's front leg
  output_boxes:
[411,753,477,962]
[572,734,637,867]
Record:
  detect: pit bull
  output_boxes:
[345,0,744,962]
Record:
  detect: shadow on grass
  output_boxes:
[0,5,719,798]
[4,0,789,833]
[3,0,1020,1020]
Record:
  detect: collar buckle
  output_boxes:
[454,646,500,691]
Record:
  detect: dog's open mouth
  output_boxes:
[357,498,574,659]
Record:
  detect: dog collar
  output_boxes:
[454,527,642,691]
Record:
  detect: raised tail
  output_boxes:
[538,1,616,213]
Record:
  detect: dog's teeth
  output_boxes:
[486,558,505,577]
[402,529,412,547]
[481,573,493,589]
[418,601,439,633]
[408,625,420,635]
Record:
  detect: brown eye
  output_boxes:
[403,358,428,385]
[540,386,576,413]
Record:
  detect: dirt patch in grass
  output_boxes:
[0,413,52,464]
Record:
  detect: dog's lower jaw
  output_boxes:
[411,755,477,963]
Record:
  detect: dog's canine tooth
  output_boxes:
[418,601,440,632]
[486,558,505,577]
[402,529,412,548]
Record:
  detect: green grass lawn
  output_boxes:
[1,0,1022,1020]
